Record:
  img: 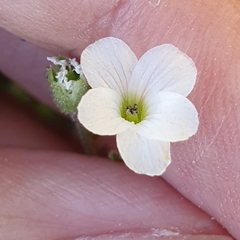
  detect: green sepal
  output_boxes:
[108,150,122,161]
[47,66,57,83]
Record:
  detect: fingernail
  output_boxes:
[72,234,233,240]
[177,235,233,240]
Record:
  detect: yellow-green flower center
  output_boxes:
[120,97,147,124]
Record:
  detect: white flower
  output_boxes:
[77,37,199,176]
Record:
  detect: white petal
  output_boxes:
[135,91,199,142]
[78,88,132,135]
[129,44,197,98]
[117,129,171,176]
[81,37,138,94]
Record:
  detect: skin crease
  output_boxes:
[0,0,240,239]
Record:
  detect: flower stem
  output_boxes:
[70,112,94,155]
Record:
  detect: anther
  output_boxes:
[126,103,138,115]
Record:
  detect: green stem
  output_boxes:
[70,112,94,155]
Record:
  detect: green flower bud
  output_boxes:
[46,57,90,114]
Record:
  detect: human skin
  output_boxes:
[0,0,240,239]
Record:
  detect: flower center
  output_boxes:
[120,98,147,124]
[126,103,138,116]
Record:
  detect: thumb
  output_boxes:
[0,0,240,238]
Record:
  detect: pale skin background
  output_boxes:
[0,0,240,239]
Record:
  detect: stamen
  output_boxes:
[126,103,138,115]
